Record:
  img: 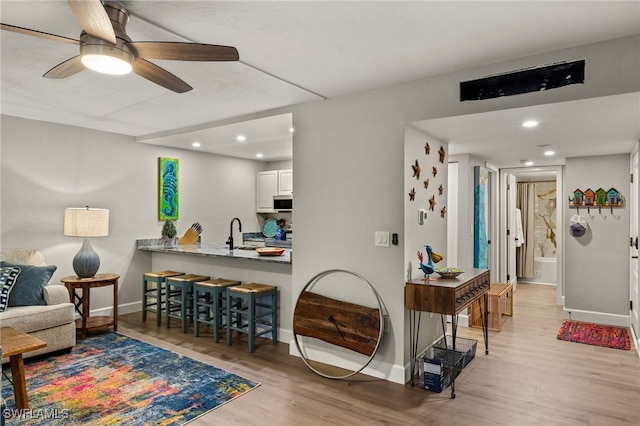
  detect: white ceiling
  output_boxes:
[413,92,640,169]
[1,1,639,165]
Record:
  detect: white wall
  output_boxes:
[564,154,630,325]
[291,35,639,383]
[403,126,448,374]
[1,116,266,312]
[266,160,293,170]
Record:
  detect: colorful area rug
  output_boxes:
[1,333,259,425]
[557,320,631,350]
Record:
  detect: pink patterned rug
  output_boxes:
[557,320,631,350]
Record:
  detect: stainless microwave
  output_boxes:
[273,195,292,211]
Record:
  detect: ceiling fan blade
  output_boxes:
[133,59,192,93]
[0,23,79,45]
[67,0,116,44]
[43,56,85,79]
[130,42,239,62]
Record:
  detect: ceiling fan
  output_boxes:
[0,0,239,93]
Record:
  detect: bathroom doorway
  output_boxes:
[500,166,564,306]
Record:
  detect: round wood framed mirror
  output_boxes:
[293,269,386,379]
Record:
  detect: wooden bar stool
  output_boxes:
[142,270,184,325]
[227,283,278,353]
[194,278,241,342]
[166,274,210,333]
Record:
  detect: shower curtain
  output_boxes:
[516,183,536,277]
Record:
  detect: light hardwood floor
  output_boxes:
[118,284,640,425]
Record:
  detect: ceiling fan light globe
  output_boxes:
[81,54,131,75]
[80,43,134,75]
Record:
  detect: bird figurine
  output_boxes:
[417,246,435,281]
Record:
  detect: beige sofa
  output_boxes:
[1,248,76,362]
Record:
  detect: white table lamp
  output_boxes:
[64,207,109,278]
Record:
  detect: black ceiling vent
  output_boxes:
[460,60,585,101]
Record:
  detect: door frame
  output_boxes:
[630,144,639,355]
[486,163,499,281]
[498,165,564,305]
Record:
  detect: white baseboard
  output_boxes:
[288,339,406,384]
[562,307,629,327]
[632,328,640,358]
[87,302,141,318]
[458,313,469,327]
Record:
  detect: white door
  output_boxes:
[507,173,517,289]
[630,149,639,344]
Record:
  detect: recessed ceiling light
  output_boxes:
[256,153,263,158]
[236,135,246,142]
[289,127,295,133]
[192,142,201,148]
[544,150,555,156]
[521,160,534,166]
[522,120,538,128]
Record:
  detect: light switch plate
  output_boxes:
[419,209,427,225]
[375,231,390,247]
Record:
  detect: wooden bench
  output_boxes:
[470,282,513,331]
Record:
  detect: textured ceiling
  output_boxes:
[1,1,639,165]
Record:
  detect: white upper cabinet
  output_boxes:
[256,169,292,212]
[256,170,278,212]
[278,169,293,196]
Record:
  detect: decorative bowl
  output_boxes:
[256,247,285,256]
[434,267,464,279]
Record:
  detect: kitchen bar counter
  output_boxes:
[136,238,293,345]
[136,240,291,265]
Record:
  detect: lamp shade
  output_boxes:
[64,208,109,237]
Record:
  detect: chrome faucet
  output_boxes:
[227,217,242,250]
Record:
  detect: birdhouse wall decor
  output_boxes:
[568,187,624,208]
[568,186,624,220]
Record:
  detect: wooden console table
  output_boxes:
[61,273,119,338]
[405,268,490,398]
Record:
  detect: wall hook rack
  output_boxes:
[569,187,624,220]
[599,206,607,220]
[611,206,621,220]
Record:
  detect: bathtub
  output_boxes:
[521,257,557,285]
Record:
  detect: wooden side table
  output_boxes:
[61,273,119,338]
[0,327,47,409]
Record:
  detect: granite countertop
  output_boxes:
[136,239,291,265]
